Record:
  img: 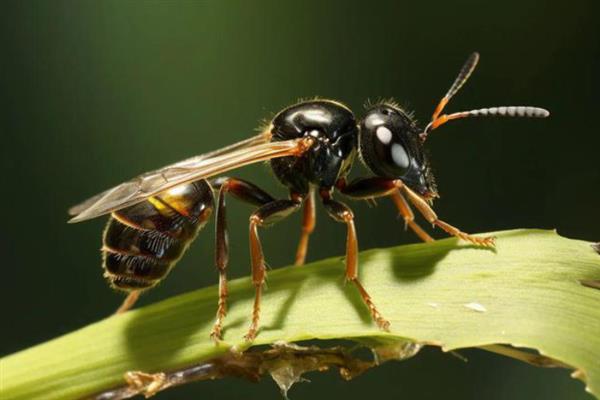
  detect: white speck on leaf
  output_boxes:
[464,302,487,313]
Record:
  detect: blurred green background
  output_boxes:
[2,1,599,399]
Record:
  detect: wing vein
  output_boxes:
[68,135,309,223]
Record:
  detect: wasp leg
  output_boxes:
[401,183,495,247]
[320,189,390,331]
[246,195,304,341]
[210,177,276,341]
[390,191,434,242]
[114,290,141,314]
[295,188,316,266]
[337,177,433,242]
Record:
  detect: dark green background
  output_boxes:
[2,1,599,399]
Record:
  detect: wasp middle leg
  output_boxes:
[295,188,316,266]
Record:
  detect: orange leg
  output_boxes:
[390,191,434,243]
[246,216,265,341]
[210,270,228,341]
[400,183,495,247]
[321,192,390,331]
[245,198,303,341]
[115,290,141,314]
[209,177,277,341]
[337,177,434,243]
[295,189,316,266]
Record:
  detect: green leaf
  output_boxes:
[2,229,599,399]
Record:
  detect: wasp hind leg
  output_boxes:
[114,290,141,314]
[209,177,277,341]
[320,189,390,331]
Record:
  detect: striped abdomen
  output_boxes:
[102,180,214,291]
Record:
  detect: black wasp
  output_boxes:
[69,53,549,341]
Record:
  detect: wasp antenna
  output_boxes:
[422,52,481,142]
[425,106,550,133]
[431,52,480,122]
[443,53,480,105]
[465,106,550,118]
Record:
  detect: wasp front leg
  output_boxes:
[337,177,433,243]
[338,177,493,246]
[320,189,390,331]
[400,183,495,247]
[389,191,434,242]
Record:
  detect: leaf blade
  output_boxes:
[2,229,599,399]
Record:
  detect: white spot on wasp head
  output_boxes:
[376,126,392,144]
[391,143,409,169]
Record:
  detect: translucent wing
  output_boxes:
[68,132,271,217]
[68,133,312,223]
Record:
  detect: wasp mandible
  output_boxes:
[69,53,549,341]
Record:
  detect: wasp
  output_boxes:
[69,53,549,341]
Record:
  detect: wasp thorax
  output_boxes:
[270,100,358,191]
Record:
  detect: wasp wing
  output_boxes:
[68,132,272,217]
[68,134,310,223]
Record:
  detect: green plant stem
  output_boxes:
[2,229,600,400]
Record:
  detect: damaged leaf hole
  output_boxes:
[579,243,600,290]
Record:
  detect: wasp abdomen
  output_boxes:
[102,180,214,291]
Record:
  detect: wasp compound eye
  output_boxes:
[359,106,414,179]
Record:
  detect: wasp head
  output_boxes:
[359,103,438,199]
